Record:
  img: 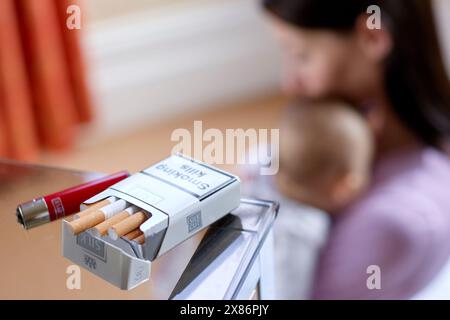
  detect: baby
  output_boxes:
[276,98,373,214]
[242,98,373,299]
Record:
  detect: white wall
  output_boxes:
[82,0,281,143]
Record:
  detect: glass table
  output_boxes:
[0,159,277,299]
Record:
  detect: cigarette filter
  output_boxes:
[91,206,139,236]
[108,211,148,240]
[123,228,143,240]
[68,199,128,235]
[74,196,117,219]
[132,234,145,244]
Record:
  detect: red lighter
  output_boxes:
[16,171,130,229]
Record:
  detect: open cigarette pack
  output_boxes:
[62,154,240,289]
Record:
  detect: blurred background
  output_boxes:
[0,0,449,174]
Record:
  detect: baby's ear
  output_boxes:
[331,173,365,207]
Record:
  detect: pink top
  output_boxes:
[312,145,450,299]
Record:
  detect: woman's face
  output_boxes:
[269,17,384,103]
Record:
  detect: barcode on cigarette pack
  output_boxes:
[186,211,202,233]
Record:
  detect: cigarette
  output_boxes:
[68,199,128,235]
[132,234,145,244]
[123,228,143,240]
[108,211,148,240]
[74,197,117,220]
[91,206,138,237]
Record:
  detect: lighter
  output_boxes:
[16,171,130,229]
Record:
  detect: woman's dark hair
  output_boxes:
[263,0,450,147]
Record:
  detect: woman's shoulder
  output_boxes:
[371,145,450,191]
[348,146,450,228]
[339,186,444,248]
[341,145,450,241]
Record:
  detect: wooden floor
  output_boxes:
[37,95,286,174]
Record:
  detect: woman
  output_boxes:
[262,0,450,299]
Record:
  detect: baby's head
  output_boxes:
[276,98,373,214]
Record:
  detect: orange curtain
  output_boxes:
[0,0,92,161]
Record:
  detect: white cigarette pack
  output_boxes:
[62,154,241,289]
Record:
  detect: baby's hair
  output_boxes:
[279,98,373,188]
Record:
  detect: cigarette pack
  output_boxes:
[62,154,241,289]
